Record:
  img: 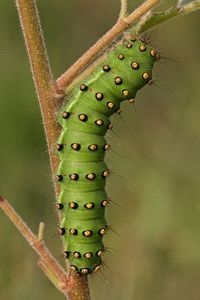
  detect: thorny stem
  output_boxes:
[38,222,45,241]
[15,0,61,190]
[56,0,161,92]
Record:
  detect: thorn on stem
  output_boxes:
[38,222,45,241]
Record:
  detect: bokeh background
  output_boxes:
[1,1,200,299]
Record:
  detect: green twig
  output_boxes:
[119,0,128,18]
[135,1,200,34]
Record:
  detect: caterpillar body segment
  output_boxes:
[57,37,159,274]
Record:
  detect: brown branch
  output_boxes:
[0,196,70,297]
[56,0,160,92]
[0,196,90,300]
[15,0,61,190]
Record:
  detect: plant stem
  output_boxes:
[135,2,200,34]
[0,196,91,300]
[56,0,160,92]
[0,196,70,297]
[119,0,128,19]
[14,1,91,299]
[15,0,61,188]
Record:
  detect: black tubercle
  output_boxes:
[84,252,93,259]
[117,53,124,60]
[69,173,79,181]
[59,227,66,236]
[83,230,93,237]
[102,170,109,177]
[126,42,133,48]
[84,202,95,209]
[71,143,81,151]
[103,65,111,72]
[95,119,104,126]
[103,144,110,151]
[131,62,139,70]
[70,265,78,272]
[78,114,88,122]
[107,102,114,109]
[101,200,109,207]
[96,250,103,256]
[122,89,129,97]
[139,44,146,52]
[81,268,90,274]
[57,175,63,182]
[73,252,81,258]
[57,143,64,151]
[142,72,151,82]
[98,228,106,235]
[86,173,96,181]
[94,265,101,272]
[80,84,88,91]
[56,203,64,210]
[88,144,98,151]
[64,251,70,258]
[95,92,104,100]
[62,111,71,119]
[107,123,113,130]
[69,202,78,209]
[69,228,78,235]
[114,77,123,85]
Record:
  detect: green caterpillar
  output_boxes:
[56,36,159,275]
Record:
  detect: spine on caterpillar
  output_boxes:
[56,35,160,275]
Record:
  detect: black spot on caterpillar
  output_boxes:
[56,36,159,275]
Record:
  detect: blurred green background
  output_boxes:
[1,1,200,299]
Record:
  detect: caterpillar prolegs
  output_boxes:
[56,36,159,275]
